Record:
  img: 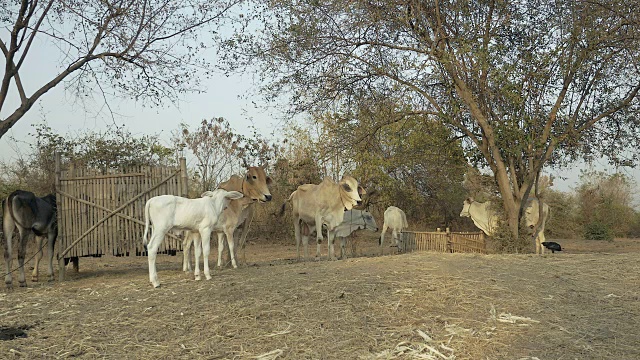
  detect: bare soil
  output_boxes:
[1,236,639,359]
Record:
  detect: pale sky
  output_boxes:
[0,34,283,171]
[0,27,637,200]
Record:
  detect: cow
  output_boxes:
[281,176,364,261]
[459,198,499,236]
[459,197,550,254]
[523,198,551,255]
[2,190,58,288]
[379,206,408,255]
[142,189,244,288]
[186,193,256,279]
[182,166,273,271]
[300,209,379,260]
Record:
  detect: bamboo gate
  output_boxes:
[54,155,189,280]
[401,230,487,254]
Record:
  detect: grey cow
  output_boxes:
[3,190,58,288]
[303,209,379,259]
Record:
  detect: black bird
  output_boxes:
[541,241,562,253]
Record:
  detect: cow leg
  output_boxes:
[46,231,57,281]
[31,236,44,282]
[192,232,203,281]
[315,216,323,260]
[17,229,29,287]
[392,229,400,253]
[3,215,15,288]
[537,227,546,255]
[340,236,347,259]
[217,232,226,269]
[147,226,169,288]
[225,229,239,269]
[327,230,337,261]
[379,224,388,255]
[238,206,255,251]
[183,232,193,272]
[294,219,302,261]
[199,228,213,280]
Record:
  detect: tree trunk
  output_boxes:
[494,163,520,239]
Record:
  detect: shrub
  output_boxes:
[584,222,614,241]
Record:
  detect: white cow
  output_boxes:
[459,197,550,254]
[523,198,551,255]
[143,189,244,288]
[379,206,409,255]
[302,209,379,259]
[186,193,255,279]
[182,167,273,272]
[459,198,500,236]
[281,176,364,261]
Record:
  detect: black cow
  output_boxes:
[2,190,57,288]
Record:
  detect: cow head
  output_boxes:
[243,166,273,202]
[202,189,245,213]
[459,197,474,217]
[361,211,379,232]
[338,176,362,210]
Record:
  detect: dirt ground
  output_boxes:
[1,235,639,359]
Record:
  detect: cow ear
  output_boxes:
[226,191,244,200]
[266,176,273,185]
[201,191,214,198]
[341,183,352,192]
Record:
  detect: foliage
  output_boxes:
[227,0,640,242]
[0,123,175,198]
[172,118,281,194]
[584,222,614,241]
[0,0,241,139]
[575,170,637,238]
[544,189,581,239]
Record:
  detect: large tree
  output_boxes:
[0,0,240,138]
[227,0,640,239]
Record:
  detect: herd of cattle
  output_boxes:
[1,166,552,289]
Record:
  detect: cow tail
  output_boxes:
[278,191,295,217]
[142,200,151,248]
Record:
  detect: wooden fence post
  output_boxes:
[55,153,66,282]
[180,157,188,197]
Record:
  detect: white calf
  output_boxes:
[143,189,243,288]
[379,206,408,255]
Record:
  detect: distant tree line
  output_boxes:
[1,119,638,251]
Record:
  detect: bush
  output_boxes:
[584,222,614,241]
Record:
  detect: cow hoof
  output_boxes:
[205,275,212,281]
[194,275,201,281]
[32,276,38,282]
[5,283,12,290]
[19,282,27,288]
[330,257,338,261]
[152,281,161,288]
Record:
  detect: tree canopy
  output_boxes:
[226,0,640,238]
[0,0,240,138]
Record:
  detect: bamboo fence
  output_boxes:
[401,230,487,254]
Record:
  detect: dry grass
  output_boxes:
[1,236,639,359]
